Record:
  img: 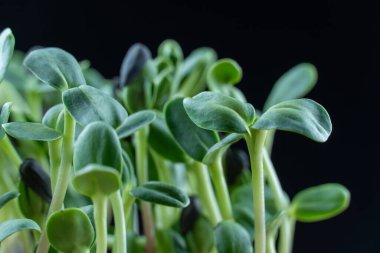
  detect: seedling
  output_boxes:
[0,26,350,253]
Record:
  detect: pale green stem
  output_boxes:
[94,194,108,253]
[267,235,277,253]
[110,191,127,253]
[123,192,135,230]
[48,139,62,192]
[37,110,75,253]
[191,161,222,227]
[263,150,293,253]
[264,130,275,156]
[135,127,155,253]
[244,130,267,253]
[208,156,233,220]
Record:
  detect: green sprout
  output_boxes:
[0,27,350,253]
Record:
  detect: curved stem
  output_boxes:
[94,194,108,253]
[245,130,267,253]
[37,110,76,253]
[191,161,222,227]
[208,156,233,220]
[135,127,155,253]
[110,191,127,253]
[48,139,62,192]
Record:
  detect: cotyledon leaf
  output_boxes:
[0,219,40,243]
[202,133,243,165]
[289,183,350,222]
[24,47,86,91]
[2,122,62,141]
[63,85,128,128]
[183,91,255,134]
[263,63,317,111]
[165,97,219,162]
[130,181,190,208]
[0,191,19,210]
[116,110,156,139]
[0,28,15,83]
[254,98,332,142]
[0,102,12,139]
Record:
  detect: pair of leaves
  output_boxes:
[73,121,122,197]
[184,91,332,143]
[130,181,190,208]
[158,39,183,67]
[46,208,94,253]
[289,183,350,222]
[0,28,15,83]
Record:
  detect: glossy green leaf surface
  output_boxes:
[74,121,122,172]
[0,28,15,83]
[264,63,317,111]
[254,98,332,142]
[165,97,219,162]
[214,221,253,253]
[184,91,255,133]
[0,219,40,243]
[0,102,12,139]
[290,183,350,222]
[203,133,243,165]
[73,164,121,197]
[2,122,62,141]
[148,112,186,163]
[0,191,19,210]
[24,47,86,90]
[130,181,190,208]
[116,110,156,138]
[207,59,242,90]
[63,85,127,128]
[47,208,94,253]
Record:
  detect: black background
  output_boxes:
[1,0,378,252]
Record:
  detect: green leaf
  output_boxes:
[2,122,62,141]
[158,39,183,67]
[148,112,186,163]
[130,181,190,208]
[264,63,317,111]
[73,164,121,197]
[202,133,243,165]
[74,121,122,172]
[207,59,242,90]
[0,28,15,83]
[254,99,332,142]
[173,48,216,97]
[24,47,86,91]
[116,110,156,138]
[0,102,12,139]
[63,85,128,128]
[165,97,219,162]
[184,91,255,133]
[0,191,19,210]
[289,183,350,222]
[0,219,40,243]
[42,104,64,131]
[214,221,253,253]
[47,208,95,253]
[186,216,214,253]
